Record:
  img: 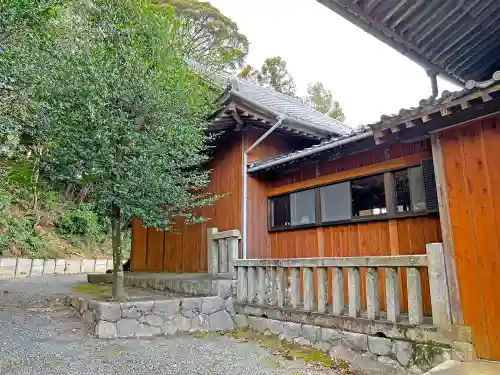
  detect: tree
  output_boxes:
[154,0,249,71]
[304,82,345,122]
[247,57,297,96]
[2,0,217,299]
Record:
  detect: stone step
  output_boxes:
[425,360,500,375]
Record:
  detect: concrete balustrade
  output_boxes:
[207,228,241,278]
[0,257,113,279]
[235,243,452,328]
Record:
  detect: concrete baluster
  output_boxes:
[317,267,328,313]
[385,267,400,323]
[348,267,361,318]
[303,267,314,311]
[366,267,380,320]
[407,267,424,325]
[291,267,301,308]
[332,267,344,315]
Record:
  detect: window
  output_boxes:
[395,166,426,213]
[290,190,316,226]
[268,159,438,231]
[270,194,290,228]
[351,175,387,217]
[270,189,316,229]
[320,182,351,222]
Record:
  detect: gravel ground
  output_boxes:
[0,275,330,375]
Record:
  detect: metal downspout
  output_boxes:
[242,116,284,259]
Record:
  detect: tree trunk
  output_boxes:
[111,203,125,301]
[112,139,125,301]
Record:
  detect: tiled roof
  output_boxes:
[232,78,350,136]
[248,71,500,173]
[369,71,500,134]
[186,59,350,137]
[317,0,500,84]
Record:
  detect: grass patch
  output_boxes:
[286,347,333,367]
[257,356,281,369]
[71,284,111,296]
[226,328,359,374]
[192,331,222,339]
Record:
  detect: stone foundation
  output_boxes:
[234,313,474,374]
[67,295,235,339]
[70,275,237,339]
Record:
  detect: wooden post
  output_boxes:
[257,266,266,305]
[385,267,400,323]
[348,267,361,318]
[427,243,452,326]
[237,267,248,302]
[366,267,380,320]
[332,267,344,315]
[303,267,314,311]
[431,133,462,324]
[317,267,328,313]
[407,267,424,325]
[276,267,286,308]
[291,267,301,308]
[207,227,218,275]
[247,266,257,303]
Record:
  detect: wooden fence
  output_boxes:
[235,243,451,327]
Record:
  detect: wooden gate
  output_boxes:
[440,115,500,360]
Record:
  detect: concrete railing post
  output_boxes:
[276,267,286,308]
[268,267,277,305]
[317,267,328,313]
[303,267,314,311]
[407,267,424,325]
[257,266,266,305]
[332,267,344,316]
[426,243,452,326]
[237,267,248,302]
[385,267,400,323]
[348,267,361,318]
[219,238,228,273]
[247,266,257,303]
[207,227,218,275]
[366,267,380,320]
[290,267,301,308]
[227,234,240,279]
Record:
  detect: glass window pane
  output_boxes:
[409,166,426,212]
[351,175,386,217]
[395,169,411,213]
[320,182,351,222]
[271,195,290,228]
[290,189,316,226]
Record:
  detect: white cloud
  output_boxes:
[208,0,460,128]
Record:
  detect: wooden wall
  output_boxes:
[246,140,440,315]
[441,115,500,360]
[131,132,244,273]
[130,128,292,273]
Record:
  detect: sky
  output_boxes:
[208,0,461,128]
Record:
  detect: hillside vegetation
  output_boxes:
[0,160,123,259]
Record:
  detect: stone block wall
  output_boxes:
[68,295,235,339]
[0,257,112,280]
[235,315,472,374]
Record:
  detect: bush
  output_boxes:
[56,204,103,237]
